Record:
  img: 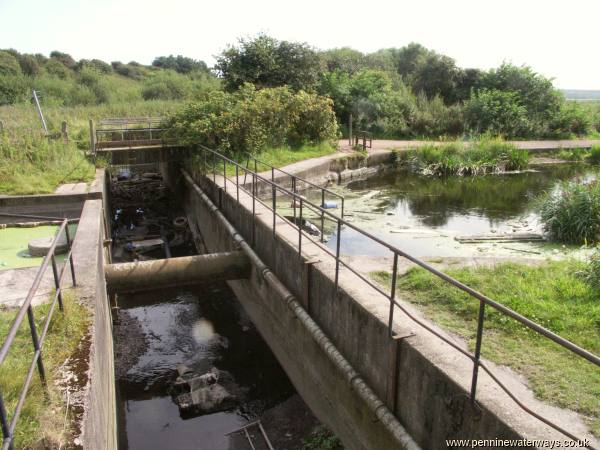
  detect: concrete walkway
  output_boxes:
[339,138,600,152]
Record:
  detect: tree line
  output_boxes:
[1,36,598,140]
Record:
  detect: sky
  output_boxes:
[0,0,598,90]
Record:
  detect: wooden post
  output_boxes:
[89,119,96,154]
[348,114,353,146]
[0,120,4,134]
[61,121,68,143]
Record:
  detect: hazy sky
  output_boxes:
[0,0,598,89]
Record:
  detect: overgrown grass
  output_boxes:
[0,100,185,195]
[0,294,90,449]
[0,134,94,195]
[537,179,600,244]
[397,139,529,176]
[371,261,600,435]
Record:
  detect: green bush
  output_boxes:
[141,71,192,100]
[538,180,600,244]
[0,75,29,105]
[165,84,339,155]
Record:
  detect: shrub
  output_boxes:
[165,84,339,155]
[141,71,192,100]
[0,75,29,105]
[538,180,600,244]
[44,59,70,79]
[18,54,40,76]
[0,50,22,76]
[465,88,530,137]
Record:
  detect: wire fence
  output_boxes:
[195,144,599,449]
[0,215,78,450]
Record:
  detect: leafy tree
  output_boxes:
[18,54,40,76]
[453,68,483,103]
[412,53,459,103]
[476,63,562,124]
[215,34,321,91]
[320,48,365,75]
[0,50,22,76]
[152,55,208,74]
[395,43,430,79]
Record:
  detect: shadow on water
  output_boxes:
[116,284,295,450]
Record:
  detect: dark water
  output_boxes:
[116,285,295,450]
[327,164,595,257]
[110,168,298,450]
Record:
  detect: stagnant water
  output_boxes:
[326,163,596,258]
[116,285,296,450]
[110,168,322,450]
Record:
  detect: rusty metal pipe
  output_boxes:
[105,251,250,294]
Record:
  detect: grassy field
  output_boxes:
[0,100,183,195]
[371,261,600,435]
[0,294,89,449]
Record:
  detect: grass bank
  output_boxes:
[200,142,338,177]
[0,135,94,195]
[0,294,89,449]
[371,261,600,435]
[396,139,529,176]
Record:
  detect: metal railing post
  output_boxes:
[388,253,399,337]
[292,177,297,221]
[272,182,276,237]
[252,173,256,247]
[64,225,76,287]
[51,254,64,311]
[0,393,13,450]
[26,306,46,387]
[223,159,227,192]
[212,152,216,182]
[235,164,239,203]
[203,148,207,176]
[334,220,342,290]
[320,190,325,243]
[298,199,303,258]
[470,301,486,403]
[341,197,345,218]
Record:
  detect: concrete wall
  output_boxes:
[175,163,594,450]
[72,199,117,450]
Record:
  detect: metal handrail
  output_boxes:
[195,145,599,448]
[0,219,77,450]
[243,152,345,217]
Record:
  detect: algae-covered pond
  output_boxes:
[324,163,595,258]
[0,224,77,270]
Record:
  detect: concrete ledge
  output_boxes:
[178,165,598,450]
[71,199,117,450]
